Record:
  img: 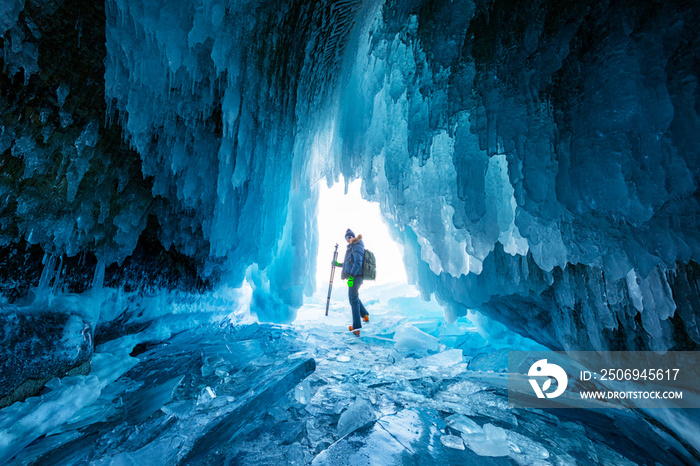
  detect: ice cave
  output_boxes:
[0,0,699,464]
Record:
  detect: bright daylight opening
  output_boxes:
[315,176,408,293]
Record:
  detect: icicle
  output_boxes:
[92,260,105,292]
[37,254,58,297]
[51,254,65,296]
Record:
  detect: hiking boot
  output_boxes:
[362,314,369,323]
[349,326,360,337]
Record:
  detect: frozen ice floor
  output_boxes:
[0,283,695,465]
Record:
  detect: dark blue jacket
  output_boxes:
[341,235,364,279]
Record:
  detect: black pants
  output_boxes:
[348,277,368,329]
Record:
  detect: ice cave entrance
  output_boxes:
[315,177,408,293]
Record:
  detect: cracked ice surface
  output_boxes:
[292,285,694,465]
[1,283,696,464]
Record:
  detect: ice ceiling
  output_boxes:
[1,0,699,351]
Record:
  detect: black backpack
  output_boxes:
[362,248,376,280]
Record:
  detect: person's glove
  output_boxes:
[348,276,354,287]
[332,260,341,267]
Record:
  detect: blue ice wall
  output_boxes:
[102,0,372,321]
[335,0,700,350]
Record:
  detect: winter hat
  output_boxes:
[345,228,355,239]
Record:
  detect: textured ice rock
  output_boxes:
[307,385,354,416]
[184,357,316,463]
[197,386,217,405]
[336,399,376,438]
[3,315,318,465]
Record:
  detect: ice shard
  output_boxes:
[184,357,316,463]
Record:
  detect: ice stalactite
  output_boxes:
[104,0,370,320]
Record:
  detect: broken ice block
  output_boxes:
[294,378,312,404]
[378,395,398,415]
[462,423,509,457]
[337,399,376,438]
[467,348,510,372]
[446,414,483,435]
[183,358,316,462]
[197,386,216,405]
[418,348,464,367]
[393,325,441,355]
[440,434,465,450]
[507,431,550,463]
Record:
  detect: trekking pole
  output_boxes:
[325,244,339,316]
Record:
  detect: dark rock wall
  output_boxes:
[0,310,92,409]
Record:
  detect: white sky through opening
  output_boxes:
[315,177,408,292]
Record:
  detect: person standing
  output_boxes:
[332,228,369,336]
